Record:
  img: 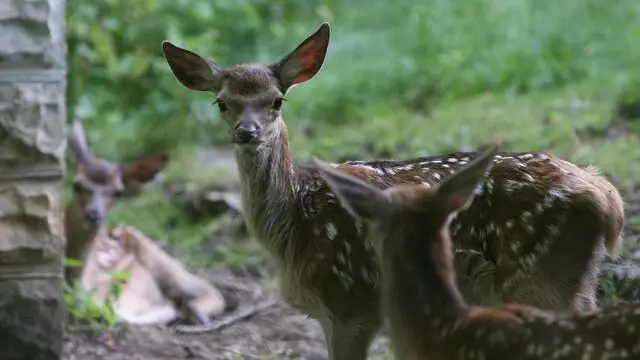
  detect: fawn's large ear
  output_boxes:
[69,119,90,163]
[162,41,224,93]
[120,154,169,186]
[272,22,330,93]
[313,157,386,220]
[435,145,499,214]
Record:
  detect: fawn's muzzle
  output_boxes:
[232,121,260,144]
[84,208,103,223]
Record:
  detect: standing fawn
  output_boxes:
[66,120,225,325]
[162,23,624,359]
[315,145,640,360]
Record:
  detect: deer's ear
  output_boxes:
[435,145,499,214]
[69,119,90,163]
[272,23,330,92]
[162,41,224,93]
[120,154,169,186]
[313,157,386,220]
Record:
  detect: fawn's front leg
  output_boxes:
[320,318,378,360]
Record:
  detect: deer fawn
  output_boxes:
[109,224,226,326]
[162,23,624,360]
[79,227,181,325]
[66,120,225,325]
[316,145,640,360]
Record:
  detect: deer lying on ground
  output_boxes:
[78,227,180,325]
[109,223,226,325]
[66,119,225,325]
[316,145,640,360]
[162,22,624,360]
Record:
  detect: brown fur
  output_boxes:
[65,120,219,325]
[64,120,169,285]
[162,23,624,360]
[317,146,640,360]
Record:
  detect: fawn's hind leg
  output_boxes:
[572,244,606,312]
[502,209,606,313]
[320,317,378,360]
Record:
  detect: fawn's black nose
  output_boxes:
[84,208,102,223]
[233,122,259,144]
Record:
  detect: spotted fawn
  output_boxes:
[162,23,624,360]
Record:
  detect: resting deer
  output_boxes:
[316,145,640,360]
[109,223,226,325]
[66,120,225,325]
[162,22,624,360]
[79,227,180,325]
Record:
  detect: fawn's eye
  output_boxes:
[272,97,285,111]
[215,99,227,112]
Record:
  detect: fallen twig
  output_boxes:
[174,298,279,334]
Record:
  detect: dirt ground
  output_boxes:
[63,268,390,360]
[63,186,640,360]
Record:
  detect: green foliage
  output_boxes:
[64,257,130,330]
[66,0,327,161]
[68,0,640,161]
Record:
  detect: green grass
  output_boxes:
[69,0,640,158]
[292,77,640,186]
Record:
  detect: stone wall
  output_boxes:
[0,0,66,359]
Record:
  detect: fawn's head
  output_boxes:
[162,23,330,148]
[314,146,499,261]
[68,120,169,224]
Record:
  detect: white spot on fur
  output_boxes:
[396,165,415,171]
[504,180,525,194]
[520,211,533,225]
[326,223,338,240]
[605,338,615,350]
[352,163,384,175]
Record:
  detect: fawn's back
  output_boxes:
[317,145,638,360]
[311,149,623,310]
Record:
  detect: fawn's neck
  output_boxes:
[384,226,467,344]
[234,119,298,258]
[64,199,103,283]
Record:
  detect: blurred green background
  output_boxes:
[65,0,640,270]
